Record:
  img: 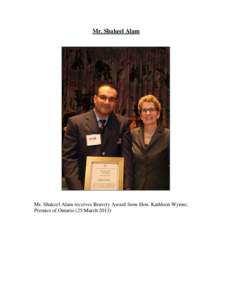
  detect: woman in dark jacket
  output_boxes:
[131,95,169,190]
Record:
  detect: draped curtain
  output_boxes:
[62,47,170,127]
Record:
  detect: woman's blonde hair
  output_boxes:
[138,95,161,113]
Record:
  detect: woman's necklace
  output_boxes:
[144,127,156,144]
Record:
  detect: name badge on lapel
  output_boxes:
[86,134,101,146]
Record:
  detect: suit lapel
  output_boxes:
[84,110,101,134]
[147,126,163,149]
[136,127,146,151]
[101,113,117,147]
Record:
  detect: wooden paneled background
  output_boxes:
[62,47,170,127]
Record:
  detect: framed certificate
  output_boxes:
[84,156,124,190]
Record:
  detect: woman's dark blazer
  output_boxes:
[131,125,170,190]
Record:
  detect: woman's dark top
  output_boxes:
[131,126,170,190]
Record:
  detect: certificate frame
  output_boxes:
[84,156,124,191]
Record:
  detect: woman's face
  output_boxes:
[140,102,160,126]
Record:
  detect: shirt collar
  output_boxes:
[93,109,109,124]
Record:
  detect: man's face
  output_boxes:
[94,86,117,117]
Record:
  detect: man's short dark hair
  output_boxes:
[95,82,118,96]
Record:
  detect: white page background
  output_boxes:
[1,1,232,299]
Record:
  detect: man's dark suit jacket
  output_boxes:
[131,126,170,190]
[62,110,133,190]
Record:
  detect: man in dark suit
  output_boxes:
[62,83,133,190]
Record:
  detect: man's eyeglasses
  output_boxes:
[141,108,157,113]
[97,95,117,102]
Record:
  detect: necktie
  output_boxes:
[99,119,106,129]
